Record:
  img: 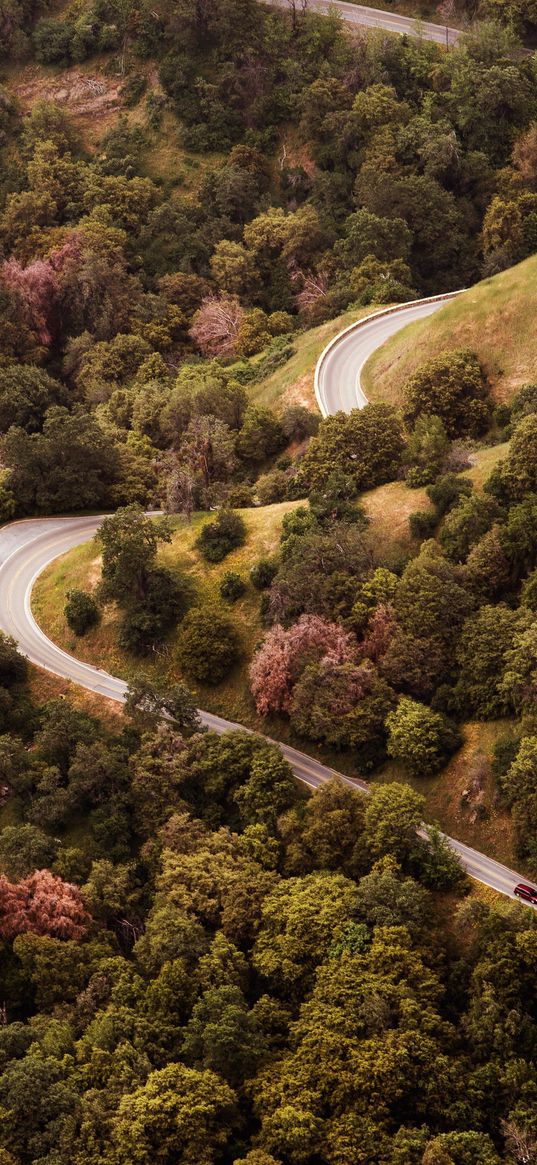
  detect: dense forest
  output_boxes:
[0,0,537,1162]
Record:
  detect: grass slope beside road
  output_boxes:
[251,306,378,413]
[361,255,537,408]
[31,458,520,868]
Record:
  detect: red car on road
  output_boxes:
[514,883,537,904]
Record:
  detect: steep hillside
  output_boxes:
[362,254,537,407]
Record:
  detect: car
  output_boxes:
[514,883,537,904]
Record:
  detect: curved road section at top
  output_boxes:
[0,293,531,906]
[269,0,461,45]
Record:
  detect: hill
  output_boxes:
[362,254,537,408]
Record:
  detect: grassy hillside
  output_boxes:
[30,448,522,868]
[250,305,377,413]
[362,254,537,408]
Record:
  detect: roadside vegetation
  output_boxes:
[1,0,537,1160]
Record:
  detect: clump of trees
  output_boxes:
[403,350,491,437]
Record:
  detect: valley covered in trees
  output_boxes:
[0,0,537,1162]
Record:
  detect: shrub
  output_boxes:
[256,470,288,505]
[402,349,490,438]
[64,590,100,637]
[427,473,473,518]
[281,405,320,443]
[405,415,450,487]
[409,511,437,540]
[250,558,278,589]
[177,607,241,683]
[196,510,247,563]
[219,572,246,602]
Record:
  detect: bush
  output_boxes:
[402,349,490,438]
[219,571,246,602]
[256,470,288,505]
[427,473,473,518]
[409,511,437,540]
[177,607,241,684]
[250,558,279,589]
[196,510,247,563]
[281,405,320,443]
[64,590,100,637]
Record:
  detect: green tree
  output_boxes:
[196,510,246,563]
[3,407,120,516]
[455,605,527,718]
[402,350,490,437]
[439,493,498,563]
[253,871,356,994]
[406,415,450,487]
[0,824,57,880]
[64,589,100,636]
[182,983,264,1084]
[177,606,241,683]
[298,404,404,494]
[125,677,201,735]
[110,1063,236,1165]
[386,697,460,776]
[99,506,172,604]
[363,782,425,863]
[236,406,284,465]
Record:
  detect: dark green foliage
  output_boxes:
[409,510,437,540]
[454,605,526,718]
[427,474,473,518]
[298,404,405,494]
[3,408,120,516]
[0,824,57,879]
[0,366,68,434]
[270,521,372,622]
[118,566,189,654]
[250,558,278,590]
[439,493,498,563]
[177,606,241,683]
[510,382,537,425]
[196,510,246,564]
[125,676,201,735]
[236,406,284,465]
[64,589,100,637]
[219,571,246,602]
[403,350,491,438]
[405,415,450,487]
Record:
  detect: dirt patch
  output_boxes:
[86,554,102,590]
[14,64,124,123]
[281,370,316,411]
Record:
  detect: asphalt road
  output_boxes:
[0,500,532,904]
[269,0,461,44]
[315,294,461,417]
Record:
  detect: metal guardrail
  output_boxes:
[313,290,465,418]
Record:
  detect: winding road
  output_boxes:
[0,294,531,906]
[270,0,461,45]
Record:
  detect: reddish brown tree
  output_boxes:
[0,869,90,941]
[249,614,356,716]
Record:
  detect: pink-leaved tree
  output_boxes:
[249,613,356,716]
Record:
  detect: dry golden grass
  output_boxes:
[362,254,537,408]
[361,479,433,566]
